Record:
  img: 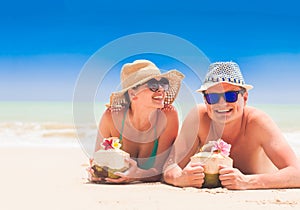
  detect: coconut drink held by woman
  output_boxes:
[88,59,184,183]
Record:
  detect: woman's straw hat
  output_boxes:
[109,59,184,109]
[197,61,253,92]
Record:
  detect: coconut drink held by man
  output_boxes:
[164,61,300,190]
[191,139,232,188]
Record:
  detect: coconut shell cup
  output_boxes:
[92,149,130,180]
[91,165,128,179]
[190,152,233,188]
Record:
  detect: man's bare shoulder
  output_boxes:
[245,106,269,119]
[196,104,209,118]
[197,104,207,112]
[244,106,275,128]
[181,104,209,124]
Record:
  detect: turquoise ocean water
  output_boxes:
[0,102,299,155]
[0,102,104,151]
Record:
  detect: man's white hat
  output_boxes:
[197,61,253,92]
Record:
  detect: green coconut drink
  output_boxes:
[92,164,128,179]
[92,137,129,179]
[190,139,233,188]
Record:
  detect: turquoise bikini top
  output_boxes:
[119,109,158,170]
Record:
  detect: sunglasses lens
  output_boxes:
[147,79,159,92]
[159,78,169,91]
[224,91,238,102]
[205,93,220,104]
[147,78,169,92]
[204,91,241,104]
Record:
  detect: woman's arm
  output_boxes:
[154,106,180,171]
[95,108,113,151]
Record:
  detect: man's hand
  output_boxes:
[174,162,205,188]
[219,165,250,190]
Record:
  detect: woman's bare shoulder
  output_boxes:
[159,105,179,126]
[101,108,113,119]
[162,104,176,111]
[101,107,126,122]
[161,104,178,116]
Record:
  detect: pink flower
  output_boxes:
[102,139,114,150]
[212,139,231,156]
[101,137,122,150]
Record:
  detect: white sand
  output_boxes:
[1,146,299,210]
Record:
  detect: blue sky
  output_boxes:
[1,0,300,103]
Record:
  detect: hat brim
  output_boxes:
[109,69,184,109]
[196,81,253,93]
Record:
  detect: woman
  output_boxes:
[89,59,184,183]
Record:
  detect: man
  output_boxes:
[163,61,300,189]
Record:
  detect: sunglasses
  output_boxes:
[204,90,245,105]
[144,78,170,92]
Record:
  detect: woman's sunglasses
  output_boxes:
[203,89,245,105]
[144,78,170,92]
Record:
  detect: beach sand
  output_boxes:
[1,146,300,210]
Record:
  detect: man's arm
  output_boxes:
[163,162,204,188]
[254,110,300,188]
[220,109,300,189]
[163,105,205,187]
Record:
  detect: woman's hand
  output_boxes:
[105,158,139,183]
[86,158,103,183]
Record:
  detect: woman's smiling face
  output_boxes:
[130,77,167,109]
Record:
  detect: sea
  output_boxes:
[0,101,300,156]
